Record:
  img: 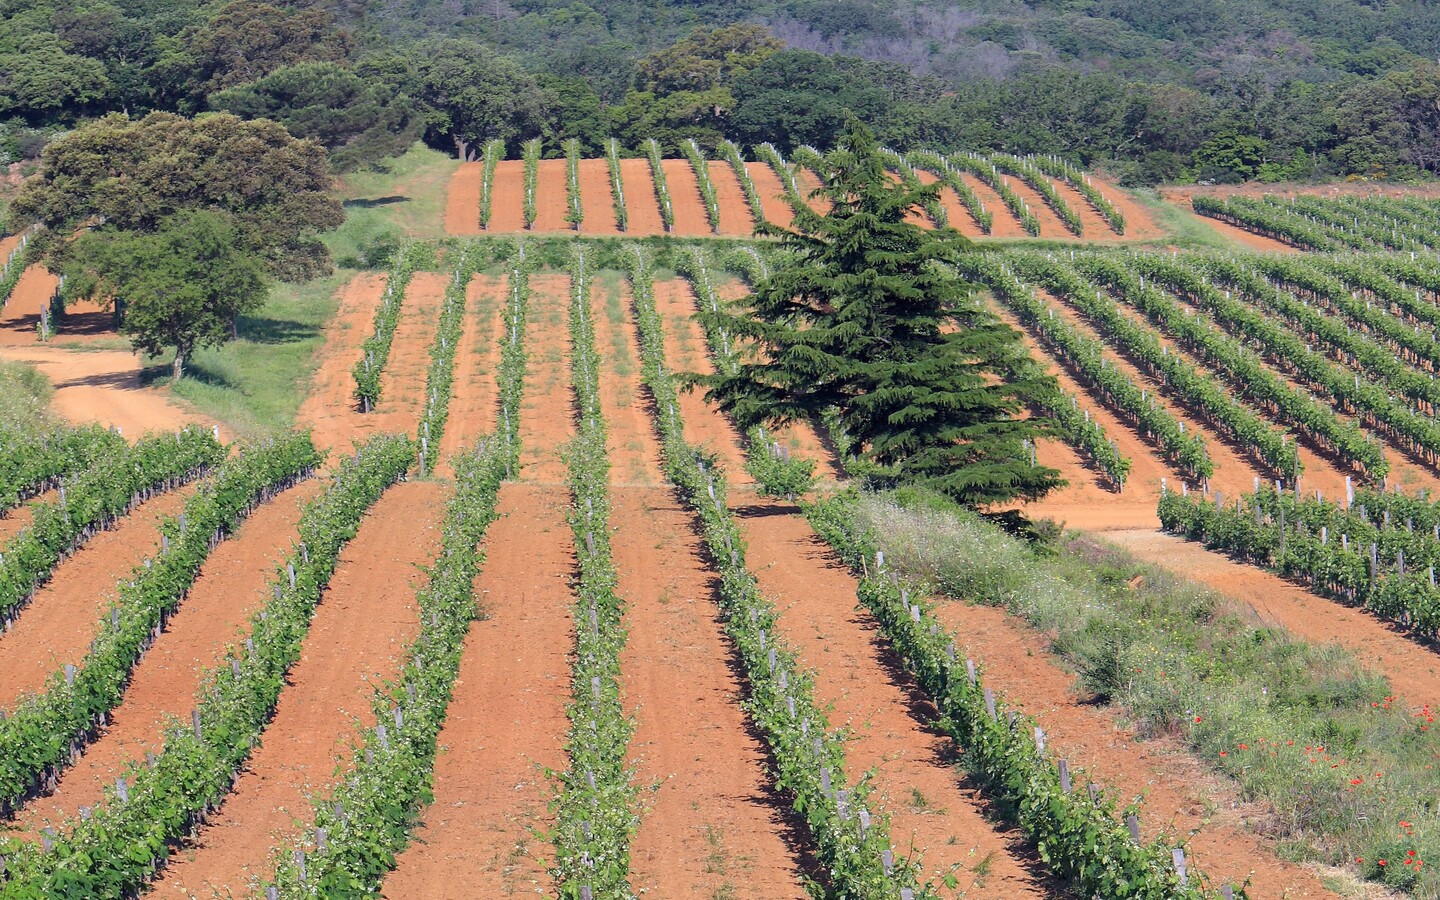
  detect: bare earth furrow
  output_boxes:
[11,481,321,832]
[662,158,711,236]
[296,272,389,455]
[709,160,757,237]
[488,159,529,232]
[154,481,442,898]
[619,159,667,236]
[437,273,505,475]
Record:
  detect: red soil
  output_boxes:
[0,486,193,711]
[296,273,388,456]
[380,483,574,899]
[0,265,59,346]
[990,305,1177,530]
[649,279,750,481]
[615,487,809,897]
[748,164,796,231]
[518,274,575,484]
[795,167,831,216]
[0,234,20,259]
[735,501,1048,895]
[619,159,667,237]
[961,172,1026,239]
[577,158,622,236]
[932,596,1339,898]
[1001,173,1071,239]
[13,481,320,832]
[661,158,712,237]
[1088,174,1166,240]
[0,500,36,544]
[436,274,505,476]
[487,160,528,233]
[708,160,757,238]
[1048,178,1117,238]
[914,169,986,239]
[591,277,663,486]
[532,158,574,233]
[0,345,215,439]
[155,481,442,898]
[444,162,482,236]
[1106,529,1440,713]
[373,272,447,434]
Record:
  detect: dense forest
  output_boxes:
[1,0,1438,183]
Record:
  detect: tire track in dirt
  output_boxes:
[10,480,321,832]
[931,596,1339,899]
[1106,528,1440,713]
[437,273,505,476]
[597,278,809,895]
[619,159,667,236]
[709,160,757,237]
[748,165,796,231]
[533,158,573,233]
[578,158,622,235]
[297,273,388,455]
[488,159,529,233]
[519,274,575,484]
[0,486,194,709]
[733,500,1051,896]
[444,162,482,235]
[382,276,580,898]
[662,158,712,237]
[154,481,443,899]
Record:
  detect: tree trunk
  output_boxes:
[172,351,184,382]
[453,135,470,162]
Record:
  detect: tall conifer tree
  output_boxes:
[700,119,1062,504]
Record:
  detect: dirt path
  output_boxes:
[914,169,986,239]
[1004,175,1071,239]
[444,162,482,236]
[961,173,1027,239]
[372,271,447,433]
[649,279,751,481]
[619,159,667,237]
[533,158,573,233]
[749,165,796,231]
[519,274,574,484]
[383,273,582,897]
[0,265,58,346]
[709,160,757,238]
[662,158,711,237]
[380,485,573,900]
[577,158,622,236]
[615,487,810,897]
[989,304,1178,530]
[437,274,505,476]
[297,273,388,455]
[0,487,193,710]
[0,345,214,440]
[1106,529,1440,712]
[932,596,1338,898]
[488,159,528,233]
[735,500,1050,896]
[593,276,663,486]
[155,481,442,899]
[1033,288,1267,500]
[11,481,320,832]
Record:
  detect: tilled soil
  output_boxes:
[11,481,320,832]
[296,273,388,455]
[0,486,194,711]
[154,481,443,898]
[709,160,758,238]
[577,158,622,236]
[436,274,505,475]
[444,162,482,235]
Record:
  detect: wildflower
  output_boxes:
[1194,716,1202,723]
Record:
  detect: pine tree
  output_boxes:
[699,119,1063,505]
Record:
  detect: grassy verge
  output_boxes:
[830,487,1440,895]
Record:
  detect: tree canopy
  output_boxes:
[13,111,343,282]
[698,120,1062,505]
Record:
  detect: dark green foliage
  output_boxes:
[698,120,1062,505]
